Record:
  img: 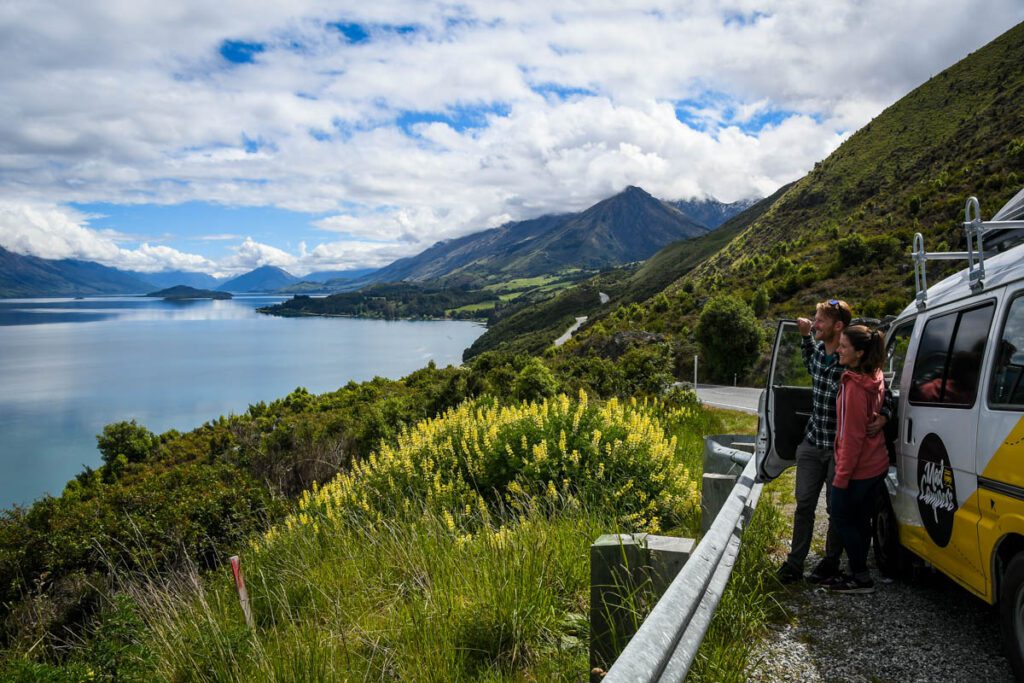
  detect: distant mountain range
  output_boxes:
[0,245,153,297]
[216,266,298,293]
[0,189,755,298]
[666,197,760,230]
[352,187,751,288]
[135,270,221,290]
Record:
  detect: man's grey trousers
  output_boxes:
[784,439,843,573]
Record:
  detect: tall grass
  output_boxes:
[136,503,606,681]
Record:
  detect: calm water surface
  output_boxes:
[0,296,484,508]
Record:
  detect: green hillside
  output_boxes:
[464,185,788,360]
[532,20,1024,378]
[681,21,1024,317]
[474,22,1024,383]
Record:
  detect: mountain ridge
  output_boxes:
[356,185,715,288]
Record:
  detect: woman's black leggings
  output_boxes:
[830,473,886,578]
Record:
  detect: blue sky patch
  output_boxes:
[219,40,265,64]
[330,22,369,44]
[724,11,771,28]
[241,134,276,154]
[674,90,814,134]
[530,83,597,101]
[69,201,331,260]
[329,21,419,44]
[396,102,511,135]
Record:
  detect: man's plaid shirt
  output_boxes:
[801,336,844,449]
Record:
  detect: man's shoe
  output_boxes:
[808,560,841,584]
[775,563,802,584]
[827,576,875,594]
[816,572,848,588]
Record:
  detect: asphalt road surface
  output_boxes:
[694,384,763,414]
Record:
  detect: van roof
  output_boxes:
[896,239,1024,319]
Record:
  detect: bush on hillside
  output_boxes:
[695,295,764,383]
[265,393,700,546]
[513,358,560,402]
[97,420,158,467]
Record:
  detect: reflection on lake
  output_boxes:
[0,296,484,508]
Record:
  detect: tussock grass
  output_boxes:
[136,504,605,681]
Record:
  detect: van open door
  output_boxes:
[756,320,813,481]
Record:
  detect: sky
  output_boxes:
[1,2,1022,277]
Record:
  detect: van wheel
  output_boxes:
[1000,553,1024,680]
[872,489,909,578]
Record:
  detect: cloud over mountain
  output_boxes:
[0,1,1020,274]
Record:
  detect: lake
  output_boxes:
[0,296,484,508]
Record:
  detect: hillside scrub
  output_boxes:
[0,363,479,660]
[267,392,700,544]
[80,394,712,681]
[0,351,705,672]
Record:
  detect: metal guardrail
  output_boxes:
[603,436,764,682]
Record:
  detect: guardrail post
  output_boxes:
[701,434,754,534]
[589,533,694,679]
[701,473,737,534]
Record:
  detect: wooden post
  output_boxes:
[229,555,254,628]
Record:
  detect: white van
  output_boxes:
[756,187,1024,676]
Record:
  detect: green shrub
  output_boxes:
[836,232,869,265]
[96,420,158,466]
[268,393,700,541]
[513,358,559,402]
[695,295,764,383]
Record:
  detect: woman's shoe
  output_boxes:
[827,576,875,594]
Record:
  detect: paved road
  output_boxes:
[554,316,588,346]
[694,384,763,414]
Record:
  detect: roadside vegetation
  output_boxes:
[0,343,788,681]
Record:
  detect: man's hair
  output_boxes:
[816,299,852,327]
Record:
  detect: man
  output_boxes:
[777,298,881,584]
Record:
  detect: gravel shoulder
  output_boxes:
[746,481,1015,682]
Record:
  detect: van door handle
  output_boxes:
[906,418,913,444]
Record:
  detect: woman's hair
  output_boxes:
[843,324,885,373]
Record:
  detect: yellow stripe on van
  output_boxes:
[975,416,1024,603]
[981,416,1024,486]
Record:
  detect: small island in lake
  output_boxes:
[145,285,232,300]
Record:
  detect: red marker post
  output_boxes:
[229,555,254,628]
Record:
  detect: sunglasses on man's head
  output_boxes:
[827,299,841,308]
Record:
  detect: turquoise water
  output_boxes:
[0,296,484,508]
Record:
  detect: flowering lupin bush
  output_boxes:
[262,391,699,549]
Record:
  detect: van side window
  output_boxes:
[990,294,1024,409]
[909,302,994,407]
[885,321,914,394]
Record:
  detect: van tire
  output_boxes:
[999,553,1024,680]
[872,487,909,579]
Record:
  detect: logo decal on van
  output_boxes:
[917,433,957,547]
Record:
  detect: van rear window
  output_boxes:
[990,294,1024,409]
[909,302,994,407]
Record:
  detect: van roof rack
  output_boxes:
[912,188,1024,309]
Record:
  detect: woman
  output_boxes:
[829,324,889,594]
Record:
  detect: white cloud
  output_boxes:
[219,237,298,273]
[0,200,217,272]
[0,1,1021,269]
